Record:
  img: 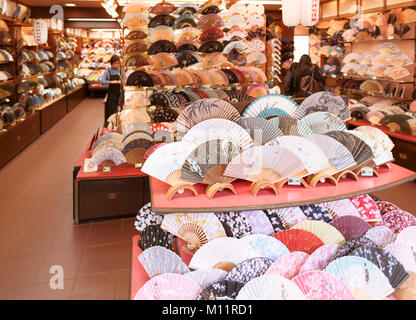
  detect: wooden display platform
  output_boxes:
[150,164,416,214]
[66,84,88,113]
[37,95,67,134]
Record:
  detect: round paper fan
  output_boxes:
[300,244,339,273]
[350,246,409,290]
[295,92,351,121]
[196,280,244,300]
[138,246,189,278]
[134,273,201,300]
[301,112,347,134]
[161,213,226,251]
[265,251,309,279]
[325,256,393,299]
[240,234,290,261]
[236,275,307,300]
[291,220,345,245]
[246,84,270,99]
[224,257,274,284]
[184,268,227,289]
[329,216,372,240]
[395,226,416,246]
[189,237,257,270]
[272,229,324,254]
[197,14,224,30]
[242,94,298,118]
[384,242,416,274]
[237,117,284,145]
[148,26,174,43]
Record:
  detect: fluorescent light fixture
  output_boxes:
[67,18,117,21]
[64,3,76,6]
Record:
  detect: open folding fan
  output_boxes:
[360,80,384,94]
[148,40,177,55]
[395,226,416,246]
[247,52,267,66]
[199,28,224,42]
[242,94,298,119]
[224,28,248,41]
[123,1,148,14]
[184,268,227,289]
[225,14,245,29]
[325,256,393,299]
[201,52,227,68]
[125,41,148,55]
[245,39,266,54]
[355,126,394,152]
[138,246,189,278]
[301,112,347,134]
[150,52,178,70]
[300,243,339,273]
[266,118,312,137]
[377,210,416,234]
[121,138,153,165]
[373,42,401,54]
[246,13,265,29]
[291,220,345,245]
[176,50,201,68]
[332,237,378,261]
[134,273,201,300]
[295,92,351,121]
[196,280,245,300]
[386,53,413,67]
[200,3,221,15]
[197,14,224,30]
[240,234,289,261]
[175,98,241,134]
[351,246,409,291]
[150,1,176,14]
[90,147,126,168]
[224,257,274,284]
[174,13,199,29]
[148,26,174,43]
[124,53,151,68]
[272,229,324,254]
[237,117,283,145]
[198,40,223,54]
[174,3,199,15]
[161,212,226,253]
[384,66,411,81]
[148,14,175,28]
[265,251,309,280]
[122,13,149,30]
[177,39,200,52]
[385,242,416,274]
[126,70,154,87]
[223,41,248,54]
[245,84,270,99]
[224,145,305,196]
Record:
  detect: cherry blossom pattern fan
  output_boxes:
[224,257,274,284]
[237,117,283,145]
[385,242,416,274]
[242,94,298,119]
[224,145,305,196]
[295,92,351,121]
[134,202,164,232]
[240,234,289,261]
[301,112,347,134]
[236,275,307,300]
[291,220,345,245]
[325,256,394,299]
[300,244,339,273]
[161,212,226,254]
[395,226,416,246]
[245,39,265,54]
[272,229,325,254]
[316,199,361,219]
[299,205,334,223]
[183,268,227,289]
[134,273,201,300]
[332,237,378,260]
[329,216,372,240]
[141,141,199,200]
[138,225,175,252]
[265,251,309,280]
[376,210,416,234]
[365,226,396,249]
[349,194,382,223]
[196,280,245,300]
[267,207,307,229]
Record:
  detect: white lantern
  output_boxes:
[33,19,48,45]
[282,0,301,27]
[301,0,320,27]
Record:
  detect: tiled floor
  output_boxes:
[0,97,415,300]
[0,98,138,300]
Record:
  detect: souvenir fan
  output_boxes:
[201,5,221,15]
[157,70,176,85]
[245,40,265,54]
[398,8,416,24]
[223,41,248,54]
[248,28,266,41]
[266,207,306,230]
[214,212,254,239]
[126,30,147,40]
[375,200,401,215]
[93,132,124,149]
[126,70,154,87]
[240,234,289,261]
[121,138,153,164]
[138,246,189,278]
[224,145,305,196]
[177,40,200,52]
[379,114,413,133]
[196,280,244,300]
[161,213,226,253]
[265,252,309,280]
[122,13,149,29]
[300,205,334,223]
[123,121,153,138]
[199,28,224,42]
[189,237,257,271]
[228,2,248,16]
[341,63,359,75]
[242,94,298,119]
[373,42,400,54]
[247,52,267,66]
[300,244,339,273]
[148,14,175,28]
[351,246,409,290]
[224,257,273,284]
[236,274,306,300]
[384,66,410,81]
[296,92,350,121]
[149,52,177,70]
[171,69,194,86]
[301,112,347,134]
[124,54,151,68]
[291,220,345,245]
[386,53,413,67]
[395,226,416,245]
[227,50,247,66]
[245,84,269,99]
[123,1,148,14]
[173,13,198,29]
[137,225,175,252]
[273,229,324,254]
[236,117,283,145]
[365,226,395,249]
[224,28,248,41]
[325,256,394,300]
[134,202,164,232]
[343,53,363,64]
[184,268,227,289]
[176,27,201,42]
[200,52,227,69]
[239,210,274,236]
[197,14,224,30]
[148,26,174,43]
[134,273,201,300]
[148,40,177,55]
[153,131,174,143]
[329,216,372,241]
[385,242,416,273]
[175,51,200,68]
[360,80,384,94]
[394,24,411,38]
[146,70,167,86]
[174,3,199,15]
[151,107,179,123]
[377,210,416,234]
[333,237,378,260]
[150,2,176,14]
[246,13,265,29]
[90,147,126,168]
[209,69,229,85]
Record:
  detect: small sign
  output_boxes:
[361,167,374,177]
[288,177,301,186]
[388,36,394,40]
[135,163,142,169]
[84,158,98,173]
[33,19,48,45]
[103,167,111,173]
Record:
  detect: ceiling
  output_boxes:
[20,0,102,7]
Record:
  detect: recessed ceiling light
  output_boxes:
[64,3,76,6]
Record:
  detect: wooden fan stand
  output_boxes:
[250,181,279,196]
[333,169,359,183]
[276,178,309,189]
[166,184,198,200]
[306,173,338,187]
[206,183,237,200]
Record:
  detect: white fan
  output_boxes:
[242,94,299,118]
[123,120,153,137]
[265,251,309,280]
[301,112,347,134]
[240,234,290,261]
[384,242,416,273]
[183,268,227,289]
[236,274,307,300]
[354,126,394,152]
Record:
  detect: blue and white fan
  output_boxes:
[242,94,299,119]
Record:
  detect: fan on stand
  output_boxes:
[242,94,299,119]
[267,117,313,136]
[301,112,347,134]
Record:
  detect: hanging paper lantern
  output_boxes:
[282,0,301,27]
[33,19,48,45]
[301,0,320,27]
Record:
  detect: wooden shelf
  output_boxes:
[344,88,413,102]
[326,74,414,84]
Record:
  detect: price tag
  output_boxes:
[288,177,301,186]
[361,167,374,177]
[83,158,97,173]
[103,167,111,173]
[388,36,394,40]
[135,163,142,169]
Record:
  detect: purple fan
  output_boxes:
[224,257,273,284]
[333,236,378,260]
[214,212,253,239]
[330,215,372,239]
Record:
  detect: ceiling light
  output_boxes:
[64,3,76,6]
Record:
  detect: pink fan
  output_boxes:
[317,199,361,219]
[376,210,416,234]
[292,270,355,300]
[396,226,416,246]
[385,242,416,273]
[300,244,340,273]
[134,273,202,300]
[246,13,265,29]
[348,194,382,222]
[329,215,372,240]
[265,251,309,280]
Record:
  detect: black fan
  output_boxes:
[138,225,175,252]
[126,30,147,40]
[126,70,154,87]
[227,50,247,66]
[198,40,223,54]
[201,6,220,15]
[151,106,179,123]
[177,43,198,52]
[176,51,200,67]
[150,92,170,108]
[221,69,239,83]
[148,14,175,28]
[148,40,177,55]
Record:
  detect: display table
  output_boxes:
[37,95,67,134]
[150,164,416,213]
[66,84,88,113]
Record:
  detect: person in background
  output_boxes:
[284,62,298,96]
[100,55,125,126]
[292,54,325,97]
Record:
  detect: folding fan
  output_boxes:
[301,112,347,135]
[265,251,309,280]
[375,200,401,216]
[189,237,257,270]
[94,132,124,149]
[268,207,307,229]
[224,257,274,284]
[138,225,175,252]
[126,70,154,87]
[161,213,226,252]
[197,41,223,54]
[364,226,396,249]
[359,80,384,94]
[377,210,416,234]
[245,39,265,54]
[175,98,241,134]
[122,131,153,148]
[150,2,176,14]
[343,53,363,64]
[184,268,227,289]
[201,52,227,68]
[386,53,413,67]
[122,13,149,30]
[236,274,307,300]
[90,147,126,168]
[236,117,283,145]
[242,94,298,119]
[134,202,164,232]
[148,40,177,55]
[272,229,324,254]
[241,234,289,261]
[300,205,334,223]
[123,1,148,14]
[351,246,409,290]
[246,13,265,29]
[174,3,199,16]
[199,28,224,42]
[291,220,345,245]
[125,41,148,55]
[201,4,221,15]
[138,246,189,278]
[196,280,244,300]
[148,26,174,43]
[325,256,394,299]
[293,270,354,300]
[333,237,378,260]
[330,216,372,240]
[134,273,201,300]
[300,243,339,273]
[398,8,416,23]
[197,14,224,30]
[92,140,122,156]
[223,41,248,54]
[373,42,400,54]
[354,126,394,151]
[247,52,267,66]
[295,92,351,121]
[384,66,410,81]
[215,212,254,239]
[176,50,201,68]
[245,84,270,99]
[173,13,198,29]
[122,139,153,164]
[349,194,382,223]
[208,69,228,85]
[224,28,248,42]
[341,63,360,74]
[385,242,416,274]
[148,14,175,28]
[395,226,416,246]
[177,39,200,52]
